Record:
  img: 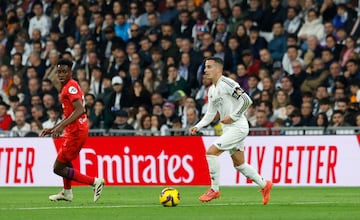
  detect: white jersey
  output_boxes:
[195,76,252,131]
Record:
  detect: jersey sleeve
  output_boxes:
[194,87,217,130]
[222,77,253,121]
[65,81,83,103]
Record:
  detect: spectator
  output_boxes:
[224,35,242,73]
[300,101,315,126]
[0,64,14,98]
[301,58,330,94]
[43,49,61,91]
[344,59,360,83]
[157,64,187,99]
[213,40,225,60]
[170,116,184,136]
[173,10,194,40]
[160,101,176,133]
[52,2,75,38]
[301,35,322,68]
[138,0,159,28]
[42,92,57,111]
[10,52,26,77]
[267,22,287,62]
[89,67,104,98]
[349,80,360,104]
[259,0,286,41]
[111,109,135,131]
[133,104,151,130]
[339,37,358,67]
[0,102,12,131]
[249,25,267,60]
[313,84,330,116]
[127,1,141,25]
[298,9,324,45]
[150,114,163,136]
[84,93,96,119]
[104,76,129,115]
[42,106,61,129]
[272,89,289,120]
[314,112,329,134]
[28,2,51,39]
[321,48,335,70]
[30,104,47,123]
[235,63,249,92]
[283,7,302,35]
[259,48,275,76]
[330,110,354,134]
[11,109,31,136]
[318,98,334,122]
[324,34,343,61]
[241,49,260,77]
[282,45,303,75]
[142,67,161,94]
[332,4,357,33]
[247,75,261,99]
[127,80,152,109]
[251,109,274,135]
[247,0,262,25]
[289,60,307,90]
[137,114,152,135]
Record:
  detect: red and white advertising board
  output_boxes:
[0,136,359,186]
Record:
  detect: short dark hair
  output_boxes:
[204,56,224,66]
[57,59,73,68]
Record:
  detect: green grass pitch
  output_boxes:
[0,186,359,220]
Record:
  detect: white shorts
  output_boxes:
[213,125,249,155]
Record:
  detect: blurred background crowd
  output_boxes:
[0,0,359,137]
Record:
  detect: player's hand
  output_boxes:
[52,126,65,137]
[40,128,53,137]
[189,127,198,135]
[220,115,233,124]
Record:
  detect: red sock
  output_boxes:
[68,168,95,185]
[63,178,72,189]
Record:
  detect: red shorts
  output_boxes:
[56,132,88,163]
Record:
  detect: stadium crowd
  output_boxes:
[0,0,359,137]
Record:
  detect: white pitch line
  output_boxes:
[0,201,355,211]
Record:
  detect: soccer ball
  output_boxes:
[159,187,180,207]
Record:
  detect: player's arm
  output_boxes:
[50,99,85,136]
[229,87,253,122]
[190,99,217,135]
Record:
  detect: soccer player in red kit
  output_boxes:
[40,59,104,202]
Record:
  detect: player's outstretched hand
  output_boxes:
[40,128,53,137]
[189,127,198,135]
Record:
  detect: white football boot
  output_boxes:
[93,178,105,202]
[49,190,73,202]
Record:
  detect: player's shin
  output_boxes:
[206,155,220,192]
[235,163,266,188]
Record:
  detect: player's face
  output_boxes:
[56,65,72,85]
[204,60,220,81]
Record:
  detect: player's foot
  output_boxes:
[49,190,73,202]
[260,180,273,205]
[93,178,105,202]
[199,189,221,202]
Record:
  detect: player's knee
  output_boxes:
[206,145,222,156]
[53,166,66,177]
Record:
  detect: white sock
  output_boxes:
[206,155,220,192]
[236,163,266,188]
[64,189,72,195]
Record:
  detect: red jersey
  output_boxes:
[60,79,88,135]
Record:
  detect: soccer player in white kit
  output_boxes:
[189,57,273,205]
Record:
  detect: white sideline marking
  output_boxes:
[0,201,352,211]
